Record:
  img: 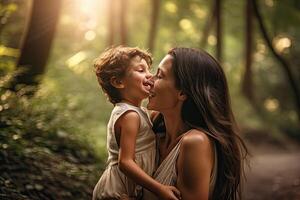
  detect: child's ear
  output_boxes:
[178,91,187,101]
[110,76,124,89]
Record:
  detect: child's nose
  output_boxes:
[149,75,156,84]
[146,72,153,79]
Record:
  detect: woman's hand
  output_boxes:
[158,185,181,200]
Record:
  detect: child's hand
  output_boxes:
[158,185,181,200]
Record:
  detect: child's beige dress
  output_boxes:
[93,102,156,200]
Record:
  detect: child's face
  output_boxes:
[120,56,153,103]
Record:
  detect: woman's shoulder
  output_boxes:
[181,129,212,151]
[177,129,214,179]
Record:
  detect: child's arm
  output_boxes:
[116,111,180,200]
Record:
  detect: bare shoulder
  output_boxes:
[177,129,214,197]
[181,129,212,151]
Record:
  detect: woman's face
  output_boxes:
[147,54,182,111]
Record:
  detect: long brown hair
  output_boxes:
[153,47,248,199]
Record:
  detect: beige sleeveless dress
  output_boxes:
[93,103,156,200]
[143,131,218,200]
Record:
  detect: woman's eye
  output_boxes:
[156,74,162,79]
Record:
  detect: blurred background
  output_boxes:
[0,0,299,199]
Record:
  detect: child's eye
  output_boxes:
[138,69,145,72]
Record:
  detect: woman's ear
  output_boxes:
[110,76,124,89]
[178,91,187,101]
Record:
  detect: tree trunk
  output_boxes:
[107,0,116,46]
[120,0,128,45]
[200,1,216,49]
[148,0,160,52]
[215,0,222,63]
[242,0,255,103]
[252,0,300,121]
[12,0,61,88]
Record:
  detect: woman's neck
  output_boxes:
[162,109,189,146]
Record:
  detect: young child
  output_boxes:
[92,46,180,200]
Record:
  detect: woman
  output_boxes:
[144,47,248,200]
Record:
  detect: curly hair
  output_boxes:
[94,46,152,104]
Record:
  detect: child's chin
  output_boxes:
[142,90,150,97]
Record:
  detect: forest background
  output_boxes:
[0,0,299,199]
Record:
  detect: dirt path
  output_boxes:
[243,143,300,200]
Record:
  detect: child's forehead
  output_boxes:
[130,55,144,62]
[129,55,150,67]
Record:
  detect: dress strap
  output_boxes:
[154,129,192,177]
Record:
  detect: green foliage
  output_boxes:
[0,70,106,199]
[0,72,106,163]
[0,0,28,48]
[45,50,112,159]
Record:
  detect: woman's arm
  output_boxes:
[176,130,214,200]
[116,111,180,200]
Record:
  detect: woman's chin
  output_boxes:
[147,99,159,111]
